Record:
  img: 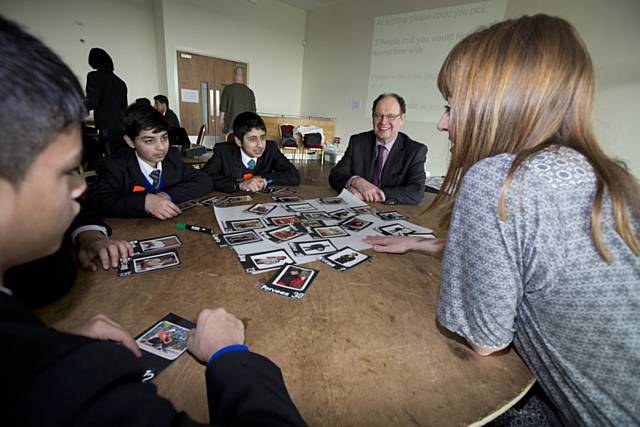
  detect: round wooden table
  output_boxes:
[37,186,533,426]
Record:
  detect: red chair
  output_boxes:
[279,123,298,159]
[226,132,235,143]
[301,132,324,164]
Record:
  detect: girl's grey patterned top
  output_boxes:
[437,146,639,426]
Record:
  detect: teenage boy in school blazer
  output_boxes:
[203,112,300,193]
[88,104,212,219]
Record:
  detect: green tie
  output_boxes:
[247,159,256,170]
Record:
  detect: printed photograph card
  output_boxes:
[321,247,369,272]
[259,264,319,300]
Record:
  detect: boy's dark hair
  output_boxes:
[88,48,114,71]
[122,103,168,140]
[135,97,151,106]
[371,92,406,115]
[233,112,266,143]
[153,95,169,107]
[0,16,86,186]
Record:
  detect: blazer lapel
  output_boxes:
[127,151,148,188]
[231,144,245,178]
[364,131,377,181]
[380,133,405,186]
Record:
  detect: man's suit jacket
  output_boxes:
[88,148,212,218]
[1,293,308,427]
[203,141,300,193]
[329,131,427,205]
[85,69,128,130]
[165,109,181,130]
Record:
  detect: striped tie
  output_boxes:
[247,159,256,170]
[150,169,161,189]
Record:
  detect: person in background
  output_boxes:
[153,94,180,131]
[219,67,256,133]
[85,47,128,155]
[364,14,640,426]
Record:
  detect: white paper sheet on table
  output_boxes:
[213,189,433,272]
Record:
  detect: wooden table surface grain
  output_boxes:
[37,186,533,426]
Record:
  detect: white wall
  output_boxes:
[0,0,160,106]
[301,0,640,177]
[159,0,306,118]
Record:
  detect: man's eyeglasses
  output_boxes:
[372,113,403,121]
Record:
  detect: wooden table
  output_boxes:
[182,151,213,166]
[37,186,533,426]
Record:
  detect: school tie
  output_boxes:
[371,145,386,187]
[150,169,161,189]
[247,159,256,170]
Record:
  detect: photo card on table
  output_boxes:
[329,208,356,220]
[118,251,182,277]
[271,187,298,197]
[199,195,228,207]
[340,216,373,232]
[264,224,306,242]
[301,211,332,221]
[318,197,346,205]
[375,210,407,221]
[239,249,295,274]
[289,239,338,257]
[273,195,301,203]
[224,194,254,204]
[245,203,277,215]
[130,234,182,256]
[225,218,267,232]
[352,205,379,215]
[377,223,417,236]
[135,313,195,382]
[266,214,302,226]
[284,202,318,213]
[214,230,263,247]
[177,200,199,211]
[259,264,319,300]
[310,225,350,239]
[321,247,369,272]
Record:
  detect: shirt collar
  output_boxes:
[135,151,163,182]
[375,134,398,152]
[240,147,258,169]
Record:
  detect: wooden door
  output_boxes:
[176,52,248,142]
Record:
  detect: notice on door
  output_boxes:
[181,88,199,103]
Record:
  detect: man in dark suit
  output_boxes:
[88,104,212,219]
[203,112,300,193]
[0,17,307,427]
[85,48,128,155]
[154,94,181,130]
[329,93,427,205]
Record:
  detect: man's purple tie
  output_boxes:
[371,144,386,187]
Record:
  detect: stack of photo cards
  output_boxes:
[260,264,319,300]
[318,197,346,205]
[239,249,295,274]
[265,214,302,226]
[321,247,370,272]
[263,224,306,243]
[129,234,182,256]
[214,230,262,248]
[199,195,228,207]
[136,313,194,383]
[245,203,277,215]
[289,239,338,257]
[118,251,181,277]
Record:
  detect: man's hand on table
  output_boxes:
[187,308,245,364]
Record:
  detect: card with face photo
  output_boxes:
[329,208,356,220]
[284,202,318,213]
[245,203,277,215]
[225,218,266,232]
[321,247,369,272]
[215,230,262,247]
[177,200,199,211]
[340,216,373,232]
[264,224,306,242]
[273,195,300,203]
[199,195,227,207]
[377,223,417,236]
[130,234,183,255]
[311,225,349,239]
[375,210,408,221]
[239,249,295,274]
[259,264,319,300]
[301,219,326,229]
[135,313,195,382]
[271,187,298,196]
[352,205,379,215]
[133,251,181,274]
[289,239,338,256]
[301,211,332,221]
[266,214,302,226]
[224,195,253,204]
[318,197,346,205]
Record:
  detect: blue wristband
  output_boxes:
[208,344,249,364]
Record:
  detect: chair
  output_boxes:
[301,132,324,164]
[169,127,190,146]
[195,124,206,146]
[226,132,235,143]
[279,123,298,159]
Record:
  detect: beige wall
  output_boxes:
[301,0,640,177]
